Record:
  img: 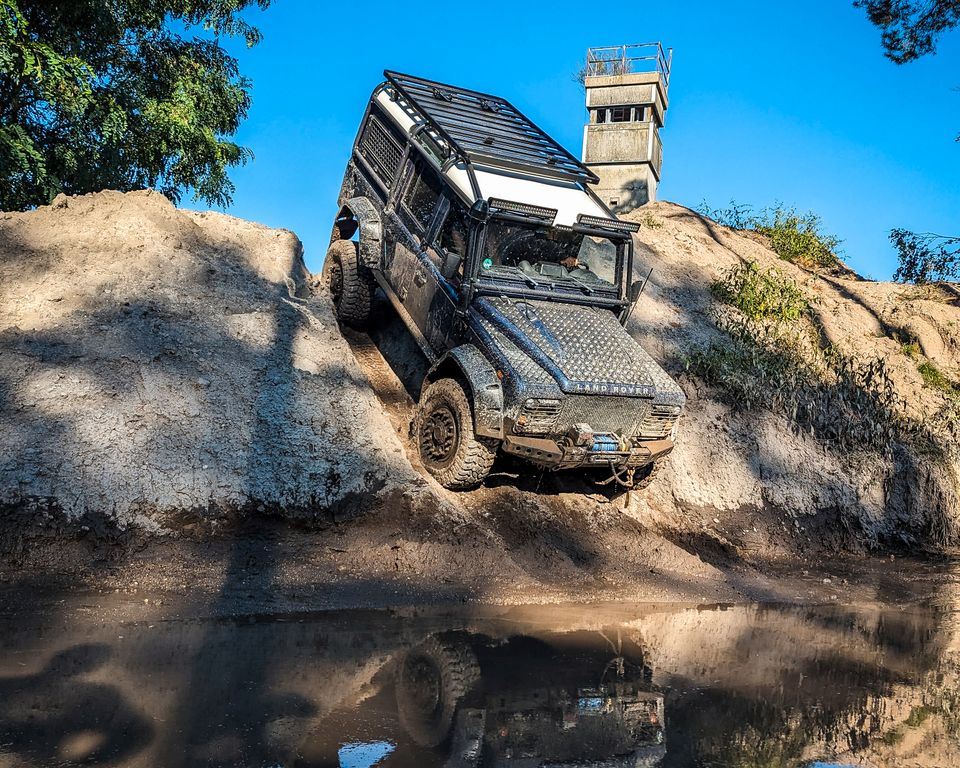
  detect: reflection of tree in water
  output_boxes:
[0,643,152,764]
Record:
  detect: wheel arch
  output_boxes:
[425,346,504,440]
[332,196,382,270]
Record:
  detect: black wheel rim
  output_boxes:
[420,404,459,469]
[328,257,343,303]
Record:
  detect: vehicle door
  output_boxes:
[388,158,461,353]
[421,193,469,350]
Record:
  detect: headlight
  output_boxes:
[515,398,561,435]
[637,404,681,441]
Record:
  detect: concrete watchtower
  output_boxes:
[582,43,672,213]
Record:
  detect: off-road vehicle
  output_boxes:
[326,71,685,490]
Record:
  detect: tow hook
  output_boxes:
[596,463,637,489]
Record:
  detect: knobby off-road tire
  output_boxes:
[414,378,498,490]
[395,635,481,748]
[323,239,373,328]
[634,460,660,490]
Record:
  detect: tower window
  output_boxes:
[610,106,630,122]
[595,109,607,124]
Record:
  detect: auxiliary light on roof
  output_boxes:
[488,198,558,223]
[576,214,641,233]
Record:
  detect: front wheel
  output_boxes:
[413,378,497,490]
[323,239,373,328]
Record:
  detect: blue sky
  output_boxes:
[210,0,960,278]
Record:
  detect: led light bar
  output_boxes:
[576,214,641,233]
[488,198,558,222]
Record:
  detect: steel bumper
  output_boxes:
[502,436,674,470]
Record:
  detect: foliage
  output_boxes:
[690,261,900,451]
[697,199,754,230]
[573,57,630,86]
[687,322,903,452]
[697,200,843,270]
[0,0,270,211]
[901,341,922,359]
[753,206,843,270]
[918,360,959,395]
[855,1,960,143]
[891,229,960,283]
[711,261,808,322]
[638,211,662,229]
[854,0,960,63]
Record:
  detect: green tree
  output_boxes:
[891,229,960,283]
[0,0,269,211]
[854,0,960,63]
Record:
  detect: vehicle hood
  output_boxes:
[473,296,684,403]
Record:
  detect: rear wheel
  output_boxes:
[414,378,497,490]
[323,239,373,328]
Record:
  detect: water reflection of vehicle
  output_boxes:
[393,632,666,767]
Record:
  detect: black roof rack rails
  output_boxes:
[383,70,599,187]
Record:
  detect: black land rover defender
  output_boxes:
[325,71,685,490]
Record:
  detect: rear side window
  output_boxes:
[357,110,404,185]
[402,161,442,231]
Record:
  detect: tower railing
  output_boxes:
[585,43,672,90]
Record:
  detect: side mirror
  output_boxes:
[441,252,462,281]
[468,199,489,221]
[629,279,644,303]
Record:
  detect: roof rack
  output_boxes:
[383,70,599,186]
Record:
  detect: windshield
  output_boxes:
[478,219,623,294]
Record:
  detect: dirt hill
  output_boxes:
[0,190,434,530]
[1,191,958,602]
[624,202,960,552]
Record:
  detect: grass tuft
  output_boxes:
[918,361,959,396]
[698,200,843,270]
[711,261,808,322]
[901,342,922,359]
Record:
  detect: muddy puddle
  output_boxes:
[2,589,960,767]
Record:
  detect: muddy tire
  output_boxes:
[323,239,373,328]
[414,378,497,490]
[395,635,480,748]
[634,460,660,490]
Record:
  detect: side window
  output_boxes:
[435,197,470,281]
[438,199,469,256]
[402,160,442,232]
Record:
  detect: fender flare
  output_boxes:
[335,196,382,270]
[426,345,504,440]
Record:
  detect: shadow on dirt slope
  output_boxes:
[0,191,427,536]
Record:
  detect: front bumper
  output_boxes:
[502,436,675,471]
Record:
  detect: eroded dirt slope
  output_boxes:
[0,190,434,529]
[624,202,960,551]
[3,191,958,605]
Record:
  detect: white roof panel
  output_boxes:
[373,87,613,227]
[472,167,611,227]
